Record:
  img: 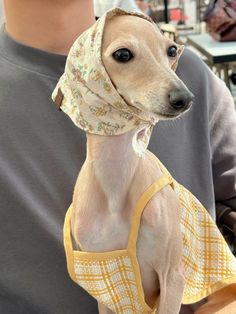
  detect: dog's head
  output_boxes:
[102,14,194,120]
[52,8,194,155]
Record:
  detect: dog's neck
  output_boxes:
[86,131,141,213]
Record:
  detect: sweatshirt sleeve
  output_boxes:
[208,71,236,221]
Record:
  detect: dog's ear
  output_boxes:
[171,45,184,71]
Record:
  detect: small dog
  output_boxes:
[73,14,191,314]
[53,9,236,314]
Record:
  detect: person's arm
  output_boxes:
[208,71,236,231]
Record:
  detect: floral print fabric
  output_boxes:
[52,8,175,156]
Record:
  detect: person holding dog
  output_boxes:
[0,0,235,313]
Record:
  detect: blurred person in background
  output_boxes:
[93,0,150,18]
[0,0,4,25]
[0,0,236,313]
[135,0,150,13]
[94,0,141,18]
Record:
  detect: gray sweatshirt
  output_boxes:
[0,26,235,313]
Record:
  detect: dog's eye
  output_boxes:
[112,48,134,63]
[167,45,178,58]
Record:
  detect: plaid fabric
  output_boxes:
[73,254,155,313]
[64,176,170,313]
[176,182,236,303]
[64,162,236,313]
[156,160,236,304]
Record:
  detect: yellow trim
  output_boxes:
[126,174,170,312]
[127,174,172,252]
[73,249,129,260]
[129,251,159,312]
[182,276,236,304]
[63,206,77,283]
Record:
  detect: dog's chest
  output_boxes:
[77,214,130,252]
[75,186,179,263]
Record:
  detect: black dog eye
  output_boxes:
[112,48,134,63]
[167,45,178,58]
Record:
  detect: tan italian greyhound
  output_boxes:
[58,12,236,314]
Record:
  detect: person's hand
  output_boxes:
[218,209,236,235]
[194,284,236,314]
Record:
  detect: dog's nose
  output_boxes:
[168,89,194,110]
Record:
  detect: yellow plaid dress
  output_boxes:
[63,164,236,313]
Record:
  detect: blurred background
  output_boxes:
[0,0,3,24]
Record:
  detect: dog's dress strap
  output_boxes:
[63,205,77,283]
[127,174,172,252]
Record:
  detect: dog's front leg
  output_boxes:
[156,269,185,314]
[98,302,115,314]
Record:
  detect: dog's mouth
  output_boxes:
[132,101,190,121]
[153,111,182,120]
[153,103,192,120]
[122,97,191,124]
